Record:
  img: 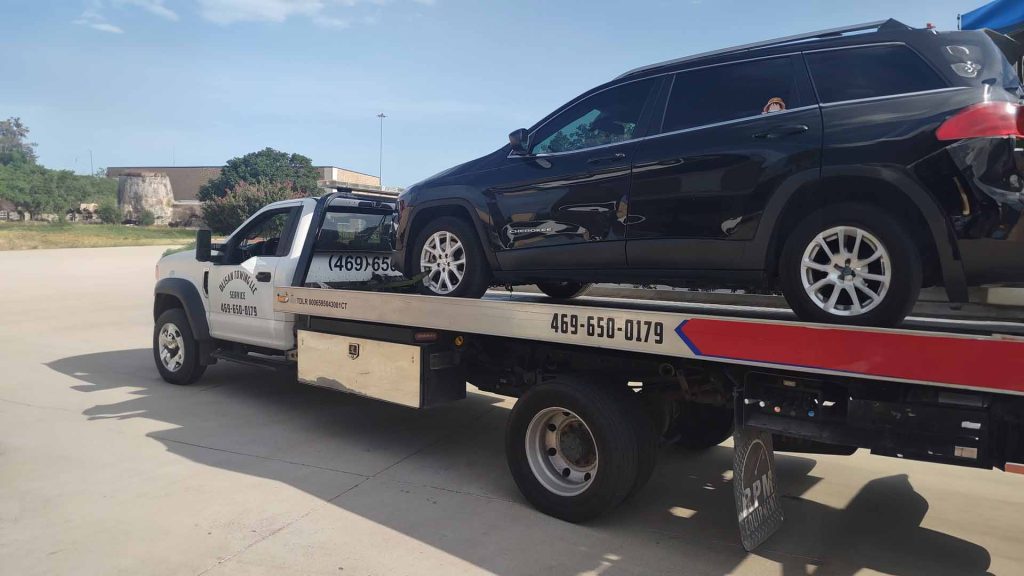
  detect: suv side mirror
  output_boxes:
[195,229,212,262]
[509,128,531,155]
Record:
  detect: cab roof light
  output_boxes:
[936,101,1024,141]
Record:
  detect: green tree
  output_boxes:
[0,117,38,166]
[0,118,116,218]
[197,147,320,202]
[97,199,121,224]
[201,180,299,234]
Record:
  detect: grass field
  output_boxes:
[0,222,196,250]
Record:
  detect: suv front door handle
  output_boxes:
[753,124,809,140]
[587,152,627,165]
[255,271,272,283]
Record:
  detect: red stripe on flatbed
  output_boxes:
[1006,463,1024,474]
[679,319,1024,394]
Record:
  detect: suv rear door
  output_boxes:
[626,54,821,273]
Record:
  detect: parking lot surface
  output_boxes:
[1,246,1022,575]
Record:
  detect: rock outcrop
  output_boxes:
[117,172,174,224]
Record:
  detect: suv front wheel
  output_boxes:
[780,203,921,327]
[412,216,490,298]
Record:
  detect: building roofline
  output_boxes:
[107,165,380,178]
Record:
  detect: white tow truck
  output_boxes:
[154,191,1024,550]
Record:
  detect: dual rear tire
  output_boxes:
[506,378,657,523]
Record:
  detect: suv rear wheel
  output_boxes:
[412,216,490,298]
[780,203,921,327]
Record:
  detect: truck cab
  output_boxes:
[154,193,399,367]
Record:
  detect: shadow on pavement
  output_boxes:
[49,349,993,575]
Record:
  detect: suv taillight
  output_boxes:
[936,101,1024,141]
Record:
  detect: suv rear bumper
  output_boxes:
[959,239,1024,284]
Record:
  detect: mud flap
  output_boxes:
[732,426,784,551]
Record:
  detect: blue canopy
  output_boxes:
[962,0,1024,34]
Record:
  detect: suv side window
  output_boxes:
[805,44,947,104]
[662,56,807,133]
[531,78,656,155]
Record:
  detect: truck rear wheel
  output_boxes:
[506,377,656,523]
[153,308,206,385]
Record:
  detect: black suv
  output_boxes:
[393,19,1024,326]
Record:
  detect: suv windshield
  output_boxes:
[531,78,655,154]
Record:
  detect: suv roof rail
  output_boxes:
[616,18,913,79]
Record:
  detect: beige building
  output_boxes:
[105,165,386,226]
[106,165,382,202]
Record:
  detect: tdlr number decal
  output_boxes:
[549,313,664,344]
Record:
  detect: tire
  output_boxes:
[153,308,206,385]
[670,401,734,450]
[536,281,592,299]
[412,216,490,298]
[506,377,656,523]
[617,386,659,500]
[779,203,922,327]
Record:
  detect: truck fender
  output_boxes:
[154,277,211,341]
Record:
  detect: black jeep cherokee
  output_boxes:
[393,19,1024,326]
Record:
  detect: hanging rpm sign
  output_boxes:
[732,427,784,551]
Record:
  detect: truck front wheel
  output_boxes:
[153,308,206,385]
[506,377,656,523]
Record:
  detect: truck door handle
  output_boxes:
[587,152,626,165]
[256,271,272,283]
[753,124,809,139]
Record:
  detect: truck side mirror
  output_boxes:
[509,128,531,156]
[195,229,212,262]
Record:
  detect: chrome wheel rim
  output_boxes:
[800,226,891,317]
[420,230,466,295]
[158,322,186,372]
[525,407,598,496]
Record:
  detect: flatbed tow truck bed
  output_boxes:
[274,285,1024,550]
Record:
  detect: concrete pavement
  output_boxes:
[0,246,1022,575]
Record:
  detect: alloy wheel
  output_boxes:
[420,230,466,294]
[800,225,891,316]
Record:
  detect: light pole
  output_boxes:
[377,113,387,188]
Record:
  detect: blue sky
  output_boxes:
[3,0,983,187]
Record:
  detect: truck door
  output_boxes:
[207,204,303,349]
